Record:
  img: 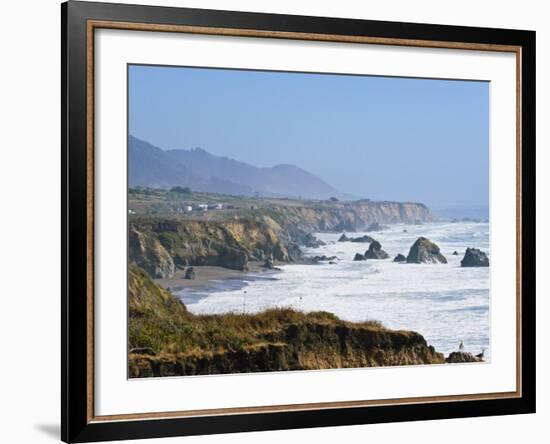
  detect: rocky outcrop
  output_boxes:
[365,222,388,232]
[262,258,281,270]
[129,226,175,278]
[217,245,249,270]
[312,255,337,263]
[255,200,433,234]
[129,217,300,274]
[446,351,483,363]
[297,232,325,248]
[184,267,196,280]
[406,237,447,264]
[129,197,434,279]
[461,248,490,267]
[128,266,446,378]
[339,234,375,243]
[393,254,406,262]
[350,235,375,243]
[354,253,366,261]
[364,240,389,259]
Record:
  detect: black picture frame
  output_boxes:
[62,1,536,442]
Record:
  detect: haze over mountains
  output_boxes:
[129,136,341,199]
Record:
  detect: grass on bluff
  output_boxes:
[127,186,343,220]
[128,266,385,357]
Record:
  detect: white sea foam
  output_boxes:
[176,222,490,359]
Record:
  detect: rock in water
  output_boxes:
[364,240,390,259]
[393,253,406,262]
[365,222,388,232]
[263,258,275,269]
[312,255,337,262]
[184,267,196,280]
[446,351,483,363]
[452,251,459,255]
[349,234,375,243]
[339,233,375,243]
[300,232,326,248]
[461,248,489,267]
[406,237,447,264]
[353,253,366,261]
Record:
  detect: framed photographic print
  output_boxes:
[61,1,536,442]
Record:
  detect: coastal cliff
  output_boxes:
[128,198,434,277]
[128,266,445,377]
[129,216,301,277]
[256,199,433,233]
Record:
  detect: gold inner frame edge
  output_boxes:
[85,19,523,423]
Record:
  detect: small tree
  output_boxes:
[170,186,192,195]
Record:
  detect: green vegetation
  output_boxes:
[127,188,434,253]
[169,186,192,195]
[129,216,292,273]
[128,266,445,377]
[129,266,359,355]
[127,188,440,377]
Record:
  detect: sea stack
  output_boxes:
[406,237,447,264]
[364,240,390,259]
[184,267,196,280]
[350,234,375,243]
[338,234,349,242]
[460,248,490,267]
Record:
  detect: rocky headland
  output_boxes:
[128,197,435,279]
[127,190,488,374]
[128,266,447,377]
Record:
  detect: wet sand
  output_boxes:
[154,262,270,293]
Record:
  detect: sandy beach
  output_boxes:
[154,262,270,292]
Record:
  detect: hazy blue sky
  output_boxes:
[129,65,489,207]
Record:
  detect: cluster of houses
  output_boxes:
[128,203,229,215]
[174,203,224,214]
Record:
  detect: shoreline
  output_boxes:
[154,262,282,294]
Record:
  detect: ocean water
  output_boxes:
[176,222,490,359]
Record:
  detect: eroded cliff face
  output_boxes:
[262,200,433,233]
[130,323,444,377]
[127,266,445,378]
[128,200,433,277]
[128,226,175,278]
[129,216,303,276]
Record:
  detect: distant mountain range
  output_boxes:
[128,136,341,199]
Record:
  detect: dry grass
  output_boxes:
[128,266,386,356]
